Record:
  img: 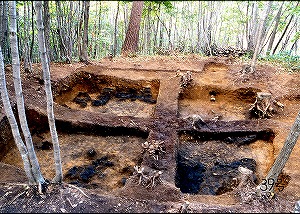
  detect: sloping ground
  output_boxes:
[0,55,300,212]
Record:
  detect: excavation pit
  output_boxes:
[53,72,160,118]
[0,111,148,193]
[179,86,262,121]
[175,130,275,195]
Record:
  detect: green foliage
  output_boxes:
[260,51,300,72]
[291,32,300,43]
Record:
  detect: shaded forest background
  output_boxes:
[0,1,299,68]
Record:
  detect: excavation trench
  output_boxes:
[175,129,275,195]
[179,85,263,121]
[0,109,149,193]
[53,71,160,118]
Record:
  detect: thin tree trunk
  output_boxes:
[146,4,151,54]
[0,46,35,184]
[55,1,70,63]
[257,110,300,196]
[43,0,51,62]
[67,1,73,61]
[1,1,10,64]
[266,2,284,55]
[0,2,3,44]
[280,19,297,52]
[79,0,90,63]
[158,13,163,48]
[272,2,299,55]
[30,2,34,62]
[247,2,258,52]
[9,1,45,185]
[113,1,120,57]
[34,1,63,184]
[23,1,31,73]
[250,1,272,71]
[77,1,84,61]
[153,3,160,52]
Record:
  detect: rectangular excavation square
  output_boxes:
[0,116,148,193]
[175,130,275,195]
[54,72,160,118]
[179,85,261,121]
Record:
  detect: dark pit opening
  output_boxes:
[53,72,160,118]
[175,130,274,195]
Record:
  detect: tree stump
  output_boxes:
[249,92,274,119]
[179,71,193,88]
[241,64,255,74]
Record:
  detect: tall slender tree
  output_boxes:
[113,1,120,57]
[43,0,51,62]
[9,0,45,186]
[0,1,10,64]
[249,1,272,72]
[0,45,35,184]
[272,2,299,55]
[79,0,90,64]
[34,1,63,183]
[23,1,32,73]
[266,2,285,55]
[256,110,300,197]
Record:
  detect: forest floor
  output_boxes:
[0,54,300,212]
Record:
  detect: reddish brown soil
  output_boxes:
[0,54,300,212]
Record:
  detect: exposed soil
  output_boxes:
[0,54,300,212]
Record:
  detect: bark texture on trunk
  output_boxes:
[34,1,63,183]
[121,1,144,56]
[0,45,35,184]
[257,110,300,197]
[79,0,90,64]
[9,1,45,185]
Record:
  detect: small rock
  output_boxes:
[210,95,216,101]
[87,149,97,158]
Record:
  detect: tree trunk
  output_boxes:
[256,110,300,197]
[247,2,258,52]
[9,1,45,185]
[113,1,120,57]
[250,1,272,71]
[0,46,36,184]
[79,0,90,64]
[121,1,144,56]
[266,2,284,55]
[153,3,160,53]
[34,1,63,184]
[0,2,34,183]
[55,1,70,63]
[272,2,299,55]
[95,1,102,58]
[43,0,51,62]
[280,20,297,52]
[30,2,34,62]
[23,1,32,73]
[146,4,151,54]
[1,1,10,64]
[67,1,73,62]
[77,1,84,61]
